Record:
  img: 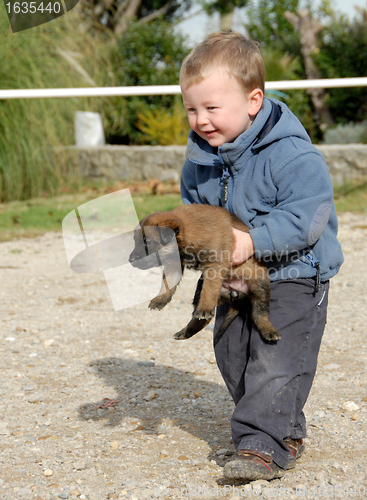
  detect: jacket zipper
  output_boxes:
[218,147,233,213]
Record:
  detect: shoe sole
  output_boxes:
[223,460,285,481]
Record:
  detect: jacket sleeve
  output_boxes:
[249,150,334,258]
[180,160,202,205]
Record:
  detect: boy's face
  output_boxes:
[181,68,263,148]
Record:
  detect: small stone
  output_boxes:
[73,460,86,470]
[342,401,360,412]
[27,394,43,403]
[251,479,269,487]
[23,384,35,391]
[215,448,232,456]
[110,441,119,450]
[143,390,156,400]
[178,455,189,461]
[137,361,155,367]
[351,413,359,421]
[315,472,325,484]
[121,341,133,349]
[329,477,338,485]
[44,339,54,348]
[44,469,53,477]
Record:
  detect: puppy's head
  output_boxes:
[129,211,183,270]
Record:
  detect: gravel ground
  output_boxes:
[0,212,366,500]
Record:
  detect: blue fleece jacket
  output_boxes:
[180,98,344,282]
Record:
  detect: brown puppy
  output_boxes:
[129,204,280,343]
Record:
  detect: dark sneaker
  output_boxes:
[284,438,305,469]
[223,449,285,481]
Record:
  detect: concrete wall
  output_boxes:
[65,144,367,186]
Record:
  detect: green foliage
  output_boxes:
[136,104,191,145]
[0,188,183,240]
[315,8,367,124]
[262,47,299,82]
[0,6,111,202]
[105,19,190,144]
[333,181,367,213]
[247,0,301,53]
[201,0,248,16]
[246,0,321,138]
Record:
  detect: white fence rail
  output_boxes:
[1,77,367,100]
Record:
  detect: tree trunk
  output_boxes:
[114,0,142,34]
[284,9,334,129]
[220,10,234,30]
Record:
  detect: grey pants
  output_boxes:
[213,278,329,470]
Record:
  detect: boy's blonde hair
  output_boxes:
[180,31,266,93]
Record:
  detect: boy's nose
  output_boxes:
[197,111,209,127]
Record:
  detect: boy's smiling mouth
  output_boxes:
[203,129,219,137]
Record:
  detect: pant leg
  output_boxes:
[213,278,329,470]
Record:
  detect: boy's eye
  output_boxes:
[207,106,217,111]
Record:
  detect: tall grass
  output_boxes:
[0,6,112,202]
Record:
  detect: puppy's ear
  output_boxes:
[160,218,184,243]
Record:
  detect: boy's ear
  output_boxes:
[248,88,264,117]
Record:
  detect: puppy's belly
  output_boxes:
[220,281,249,297]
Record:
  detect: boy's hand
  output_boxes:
[222,229,255,294]
[231,228,255,265]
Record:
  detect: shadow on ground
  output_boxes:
[77,357,235,466]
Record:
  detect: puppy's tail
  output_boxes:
[214,306,239,346]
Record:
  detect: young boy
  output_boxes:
[179,31,344,481]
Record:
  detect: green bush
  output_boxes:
[323,122,367,144]
[0,6,111,202]
[105,19,190,144]
[315,10,367,125]
[136,103,190,145]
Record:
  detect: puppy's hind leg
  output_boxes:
[174,317,211,340]
[248,279,280,342]
[213,304,239,346]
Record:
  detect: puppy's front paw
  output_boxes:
[193,308,214,320]
[149,297,168,310]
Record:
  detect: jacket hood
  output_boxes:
[185,98,312,168]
